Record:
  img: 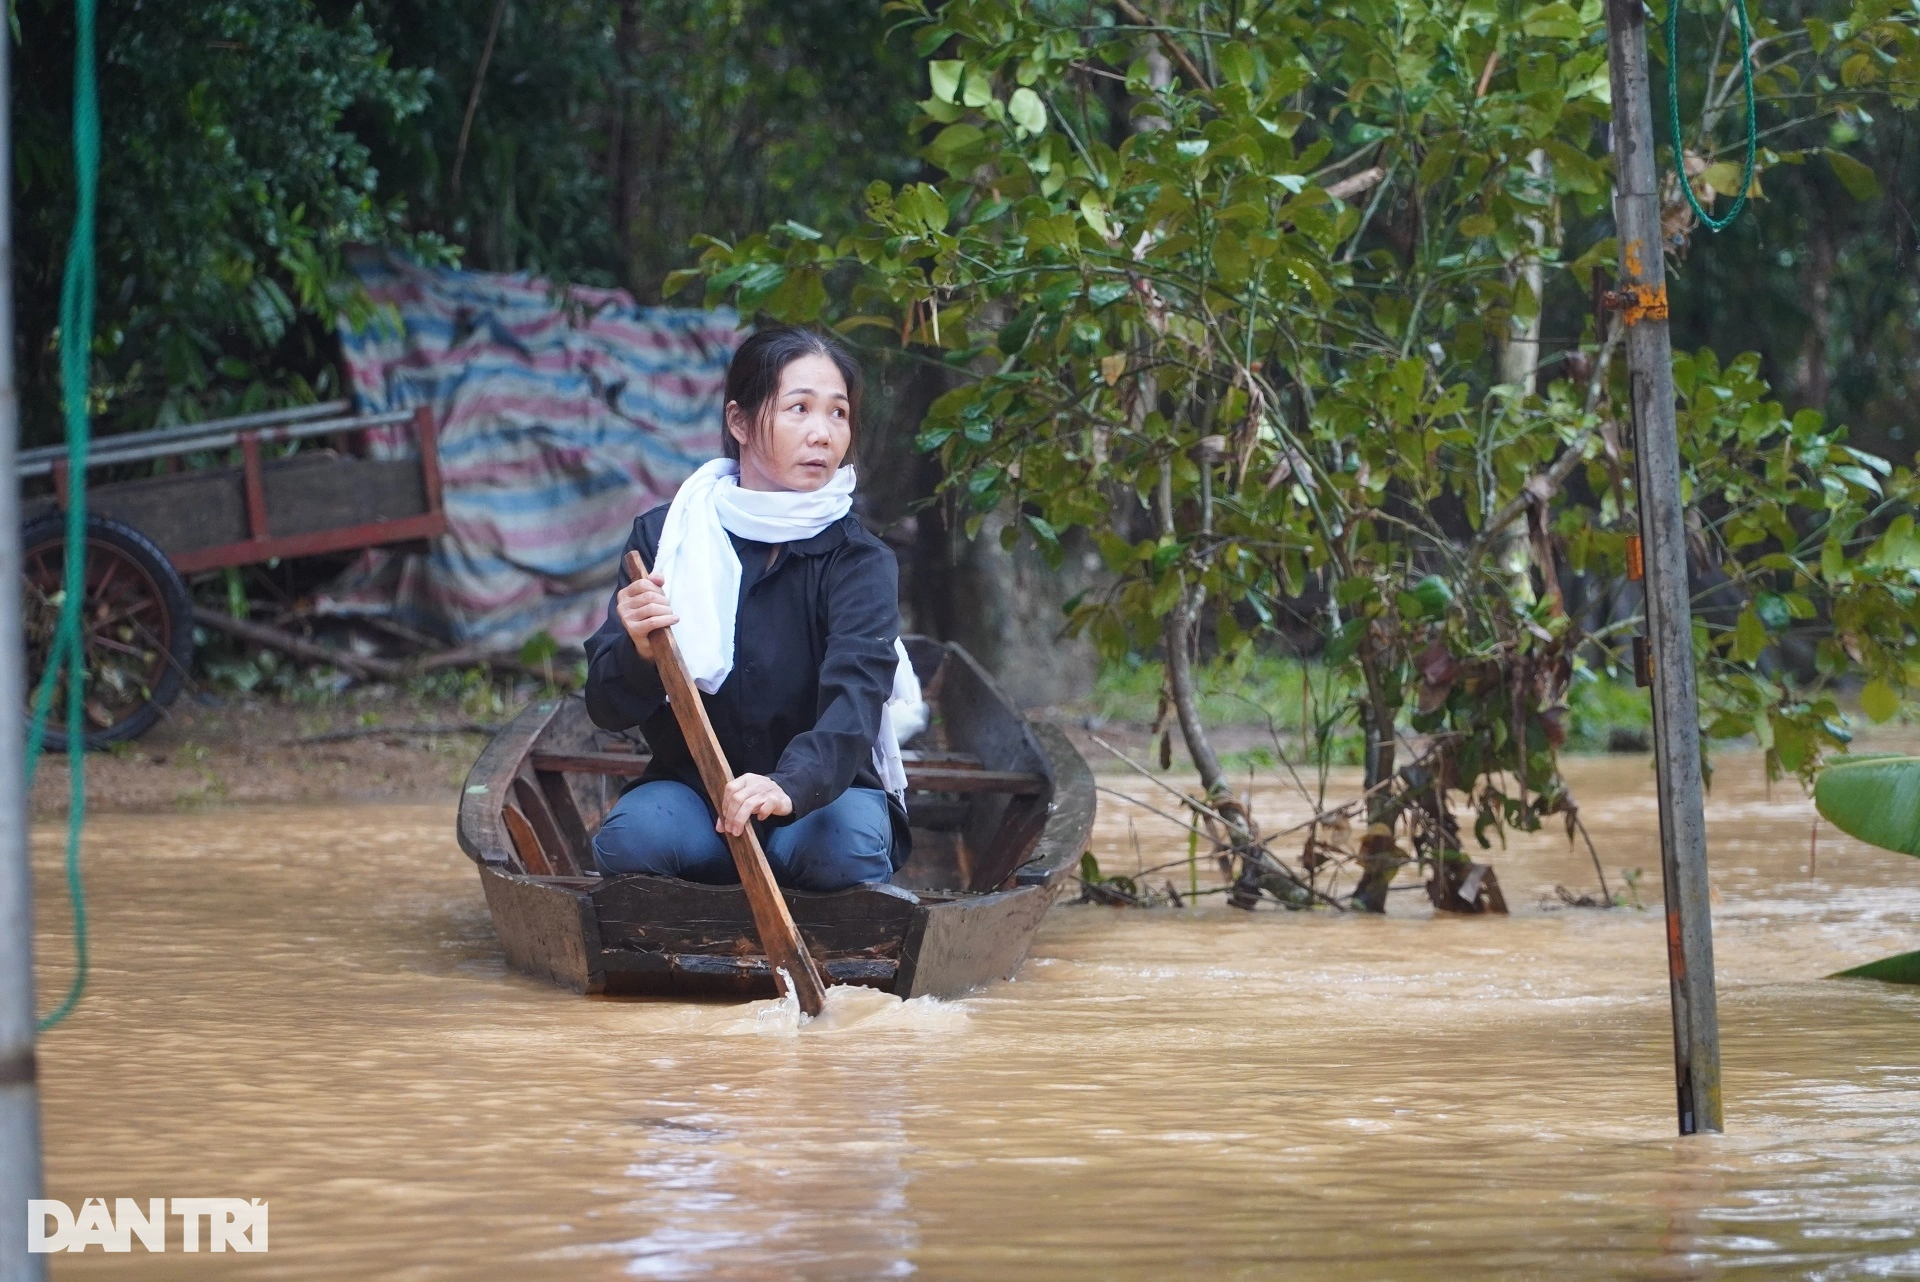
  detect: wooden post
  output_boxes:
[239,433,269,541]
[624,551,828,1016]
[413,406,444,515]
[0,23,52,1277]
[1605,0,1724,1135]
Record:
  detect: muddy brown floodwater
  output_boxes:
[28,748,1920,1280]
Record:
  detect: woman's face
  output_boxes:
[728,353,852,493]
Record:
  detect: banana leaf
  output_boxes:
[1813,754,1920,857]
[1830,950,1920,985]
[1814,756,1920,984]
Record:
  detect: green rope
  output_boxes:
[30,0,100,1032]
[1665,0,1759,233]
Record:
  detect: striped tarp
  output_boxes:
[331,252,743,648]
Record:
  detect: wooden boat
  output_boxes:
[456,637,1096,1000]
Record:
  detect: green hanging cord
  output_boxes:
[1666,0,1760,232]
[31,0,100,1032]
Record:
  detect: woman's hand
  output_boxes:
[616,569,677,662]
[717,773,792,836]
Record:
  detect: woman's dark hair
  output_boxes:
[721,325,863,462]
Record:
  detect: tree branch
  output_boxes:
[1465,426,1600,566]
[1113,0,1212,92]
[450,0,509,201]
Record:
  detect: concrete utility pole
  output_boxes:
[0,24,52,1282]
[1604,0,1725,1135]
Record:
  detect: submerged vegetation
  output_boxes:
[1083,654,1651,757]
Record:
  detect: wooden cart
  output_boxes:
[17,401,446,749]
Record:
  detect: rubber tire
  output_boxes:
[22,512,194,752]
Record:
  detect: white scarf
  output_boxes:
[652,458,925,801]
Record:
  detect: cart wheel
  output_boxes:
[21,513,194,752]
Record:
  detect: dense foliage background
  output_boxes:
[13,0,1916,450]
[13,0,922,438]
[13,0,1920,906]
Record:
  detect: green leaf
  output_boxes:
[1861,678,1901,724]
[1217,41,1255,87]
[998,306,1036,354]
[918,94,964,124]
[1731,606,1769,663]
[1815,755,1920,856]
[1334,575,1375,607]
[1821,538,1849,583]
[1840,52,1876,88]
[1009,87,1048,137]
[926,124,986,171]
[660,268,702,298]
[907,183,952,232]
[519,629,559,666]
[929,60,965,104]
[1699,162,1747,197]
[1407,575,1454,618]
[916,422,957,450]
[1832,950,1920,984]
[1079,192,1112,241]
[1522,2,1584,37]
[1324,617,1367,664]
[1825,150,1881,202]
[734,261,788,308]
[763,267,828,321]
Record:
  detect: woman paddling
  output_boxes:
[582,325,915,890]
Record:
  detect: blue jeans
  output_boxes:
[592,780,895,892]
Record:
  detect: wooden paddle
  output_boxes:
[623,549,828,1016]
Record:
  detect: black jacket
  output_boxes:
[582,504,911,863]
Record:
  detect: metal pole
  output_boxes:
[1605,0,1725,1136]
[0,17,50,1278]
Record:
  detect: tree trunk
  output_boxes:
[1164,582,1227,799]
[1489,148,1554,605]
[935,504,1102,707]
[611,0,641,288]
[1498,149,1552,395]
[890,359,1101,710]
[1799,216,1834,413]
[1348,637,1401,912]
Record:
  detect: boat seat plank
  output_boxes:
[533,767,594,863]
[898,751,983,768]
[513,774,581,877]
[906,768,1046,795]
[529,750,1044,795]
[965,793,1053,892]
[528,750,650,775]
[502,804,555,876]
[667,954,898,984]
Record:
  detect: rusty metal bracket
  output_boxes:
[0,1046,36,1087]
[1602,283,1670,326]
